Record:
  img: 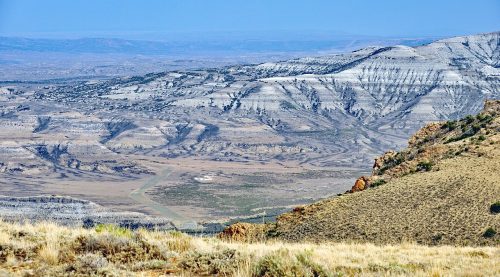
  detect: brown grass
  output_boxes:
[270,102,500,246]
[272,143,500,246]
[0,220,498,276]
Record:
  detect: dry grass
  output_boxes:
[271,103,500,246]
[0,220,498,276]
[273,146,500,246]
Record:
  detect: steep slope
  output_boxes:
[231,100,500,246]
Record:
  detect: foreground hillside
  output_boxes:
[253,100,500,246]
[0,220,498,276]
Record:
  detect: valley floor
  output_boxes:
[0,157,363,224]
[0,220,498,276]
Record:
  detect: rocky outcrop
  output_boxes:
[217,222,269,242]
[350,176,370,192]
[350,99,500,192]
[372,151,398,175]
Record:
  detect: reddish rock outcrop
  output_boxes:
[350,176,372,192]
[372,150,397,174]
[408,122,442,147]
[218,222,268,242]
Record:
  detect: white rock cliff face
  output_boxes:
[0,32,499,175]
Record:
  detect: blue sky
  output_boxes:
[0,0,499,39]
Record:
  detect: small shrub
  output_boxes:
[82,218,95,229]
[442,121,457,130]
[66,253,110,275]
[416,161,433,172]
[468,251,489,258]
[296,250,332,277]
[37,244,59,265]
[482,228,496,238]
[78,253,109,270]
[472,124,481,133]
[431,234,443,244]
[95,224,132,238]
[371,179,387,188]
[73,233,168,264]
[465,115,475,124]
[478,135,486,141]
[180,248,240,275]
[165,231,192,252]
[477,114,493,123]
[490,202,500,214]
[376,153,406,175]
[131,259,168,271]
[254,249,301,277]
[253,249,332,277]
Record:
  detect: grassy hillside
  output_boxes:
[0,220,499,276]
[254,100,500,246]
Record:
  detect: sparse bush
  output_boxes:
[295,250,332,277]
[95,224,132,238]
[490,202,500,214]
[416,161,433,172]
[371,179,387,188]
[253,249,332,277]
[179,248,241,275]
[254,249,302,277]
[82,218,95,229]
[482,228,496,238]
[478,135,486,141]
[477,114,493,123]
[472,124,481,133]
[70,253,109,273]
[165,231,192,252]
[73,233,168,264]
[468,250,489,258]
[431,234,443,244]
[442,121,457,130]
[445,126,479,143]
[377,153,406,175]
[37,243,59,265]
[130,259,168,271]
[0,243,31,263]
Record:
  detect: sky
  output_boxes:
[0,0,499,40]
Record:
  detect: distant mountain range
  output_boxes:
[0,35,437,55]
[0,35,437,81]
[1,32,497,178]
